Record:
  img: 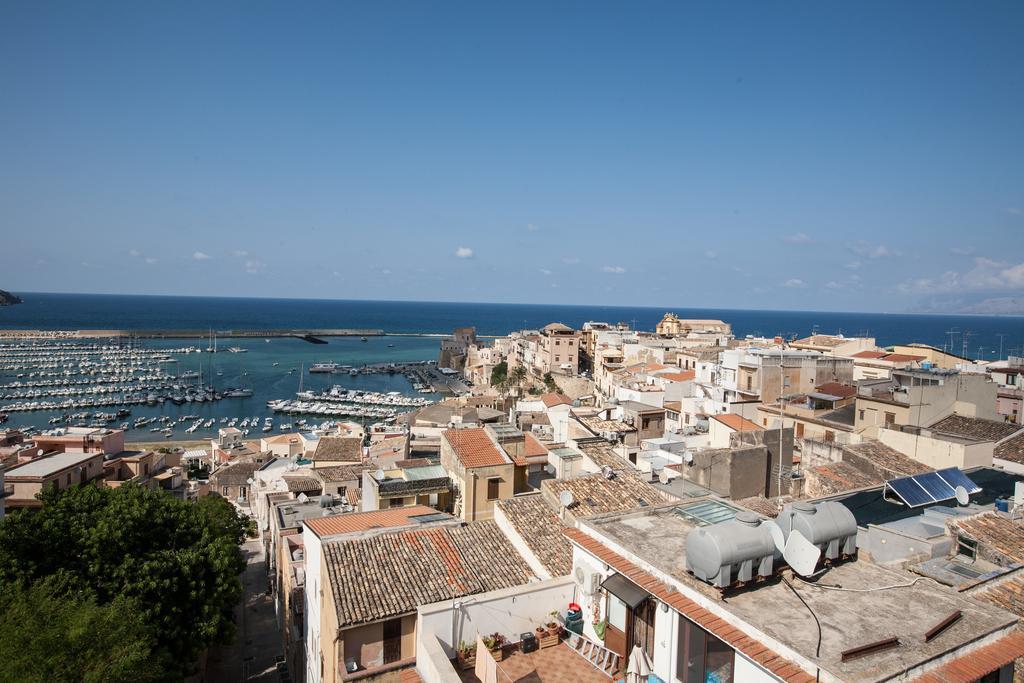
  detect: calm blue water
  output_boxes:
[2,292,1024,359]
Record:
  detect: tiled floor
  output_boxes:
[457,642,614,683]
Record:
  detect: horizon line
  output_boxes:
[3,289,1022,320]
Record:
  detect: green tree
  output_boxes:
[0,577,171,683]
[490,360,508,386]
[0,484,248,674]
[509,365,527,387]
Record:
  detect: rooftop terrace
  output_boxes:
[579,502,1019,682]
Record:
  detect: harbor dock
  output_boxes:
[0,328,385,340]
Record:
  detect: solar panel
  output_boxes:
[936,468,982,495]
[914,472,957,502]
[887,478,934,507]
[886,467,981,508]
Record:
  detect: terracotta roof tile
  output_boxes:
[913,630,1024,682]
[541,392,573,408]
[658,370,695,382]
[711,413,763,432]
[282,475,322,493]
[324,520,535,626]
[313,436,363,463]
[303,505,441,538]
[930,415,1022,443]
[523,432,549,459]
[494,495,572,576]
[541,471,674,517]
[814,382,857,398]
[950,513,1024,564]
[996,432,1024,465]
[442,428,508,468]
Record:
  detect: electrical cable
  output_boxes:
[781,576,821,683]
[793,573,940,592]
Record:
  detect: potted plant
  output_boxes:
[455,641,475,670]
[546,610,562,637]
[484,633,507,661]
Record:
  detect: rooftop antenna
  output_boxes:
[954,486,970,507]
[945,327,959,356]
[997,333,1007,360]
[962,330,973,359]
[783,530,821,577]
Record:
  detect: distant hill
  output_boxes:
[0,289,22,306]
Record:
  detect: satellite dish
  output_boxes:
[683,451,694,465]
[559,490,575,508]
[297,493,308,504]
[762,519,786,555]
[954,485,970,507]
[783,530,821,577]
[37,449,44,457]
[659,469,670,485]
[375,468,386,480]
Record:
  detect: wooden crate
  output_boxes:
[539,633,560,649]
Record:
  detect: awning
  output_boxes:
[601,573,651,609]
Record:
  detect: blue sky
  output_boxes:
[2,2,1022,313]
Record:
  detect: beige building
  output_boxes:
[854,367,999,438]
[891,343,973,370]
[655,313,731,337]
[360,461,451,512]
[537,322,581,376]
[32,426,125,455]
[440,427,515,521]
[789,333,877,357]
[3,452,106,509]
[301,507,535,683]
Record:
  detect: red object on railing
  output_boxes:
[568,602,581,612]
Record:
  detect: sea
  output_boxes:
[1,292,1023,441]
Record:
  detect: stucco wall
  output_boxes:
[416,577,575,658]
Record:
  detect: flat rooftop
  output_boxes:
[581,503,1018,682]
[5,452,99,478]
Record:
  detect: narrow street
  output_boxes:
[206,534,283,682]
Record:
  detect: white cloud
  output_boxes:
[824,281,843,290]
[128,249,141,258]
[1007,207,1023,216]
[562,256,581,265]
[601,265,627,274]
[783,232,812,244]
[849,242,898,259]
[844,260,862,270]
[526,223,540,232]
[380,268,392,275]
[232,250,249,258]
[192,251,212,261]
[244,259,266,274]
[540,268,553,276]
[455,247,474,259]
[145,257,158,264]
[704,250,718,260]
[949,247,974,256]
[898,256,1024,295]
[781,278,805,288]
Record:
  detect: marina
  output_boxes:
[0,335,443,440]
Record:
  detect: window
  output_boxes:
[859,409,865,421]
[222,486,229,496]
[676,618,734,683]
[487,478,500,500]
[884,411,896,427]
[824,430,835,442]
[746,376,752,390]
